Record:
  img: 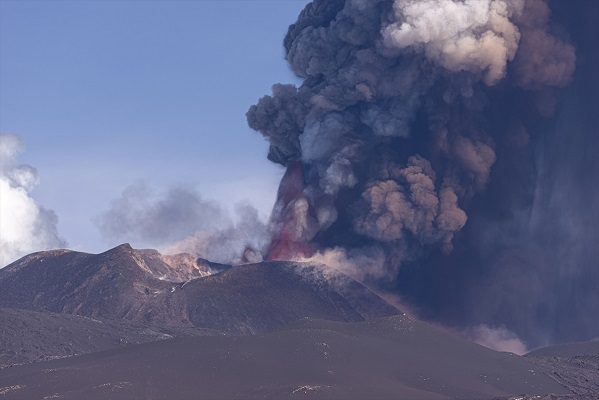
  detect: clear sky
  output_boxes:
[0,0,310,256]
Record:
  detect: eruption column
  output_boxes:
[247,0,596,347]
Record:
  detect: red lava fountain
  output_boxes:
[266,162,315,261]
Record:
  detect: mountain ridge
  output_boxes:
[0,244,400,333]
[1,244,598,398]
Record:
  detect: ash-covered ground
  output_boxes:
[1,245,598,399]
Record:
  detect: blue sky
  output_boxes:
[0,0,310,255]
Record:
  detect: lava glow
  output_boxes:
[266,162,315,261]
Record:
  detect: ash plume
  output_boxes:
[0,134,66,267]
[248,0,597,347]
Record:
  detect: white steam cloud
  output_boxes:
[383,0,524,85]
[0,134,66,267]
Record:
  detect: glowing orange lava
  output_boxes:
[266,162,315,261]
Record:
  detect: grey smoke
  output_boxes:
[95,182,269,264]
[512,0,576,89]
[467,324,527,355]
[165,203,270,265]
[96,181,227,244]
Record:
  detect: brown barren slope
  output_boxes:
[0,315,571,400]
[0,244,400,334]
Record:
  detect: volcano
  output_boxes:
[0,244,399,334]
[1,0,598,397]
[1,244,598,399]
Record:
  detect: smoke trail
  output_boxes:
[95,182,269,264]
[164,203,270,265]
[247,0,596,346]
[0,134,67,267]
[467,324,527,355]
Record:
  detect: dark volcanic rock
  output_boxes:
[524,341,599,398]
[136,248,229,281]
[0,308,222,368]
[0,244,183,324]
[0,315,571,400]
[0,244,399,333]
[0,247,592,399]
[527,341,599,358]
[169,261,400,334]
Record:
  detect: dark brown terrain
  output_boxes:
[0,244,399,333]
[0,315,572,400]
[1,244,597,399]
[522,341,599,399]
[0,307,222,368]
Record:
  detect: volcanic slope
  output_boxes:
[0,315,572,400]
[523,341,599,398]
[0,244,400,333]
[0,244,225,326]
[0,307,222,368]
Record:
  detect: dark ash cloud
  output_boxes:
[247,0,597,348]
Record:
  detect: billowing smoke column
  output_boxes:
[248,0,598,347]
[248,0,573,271]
